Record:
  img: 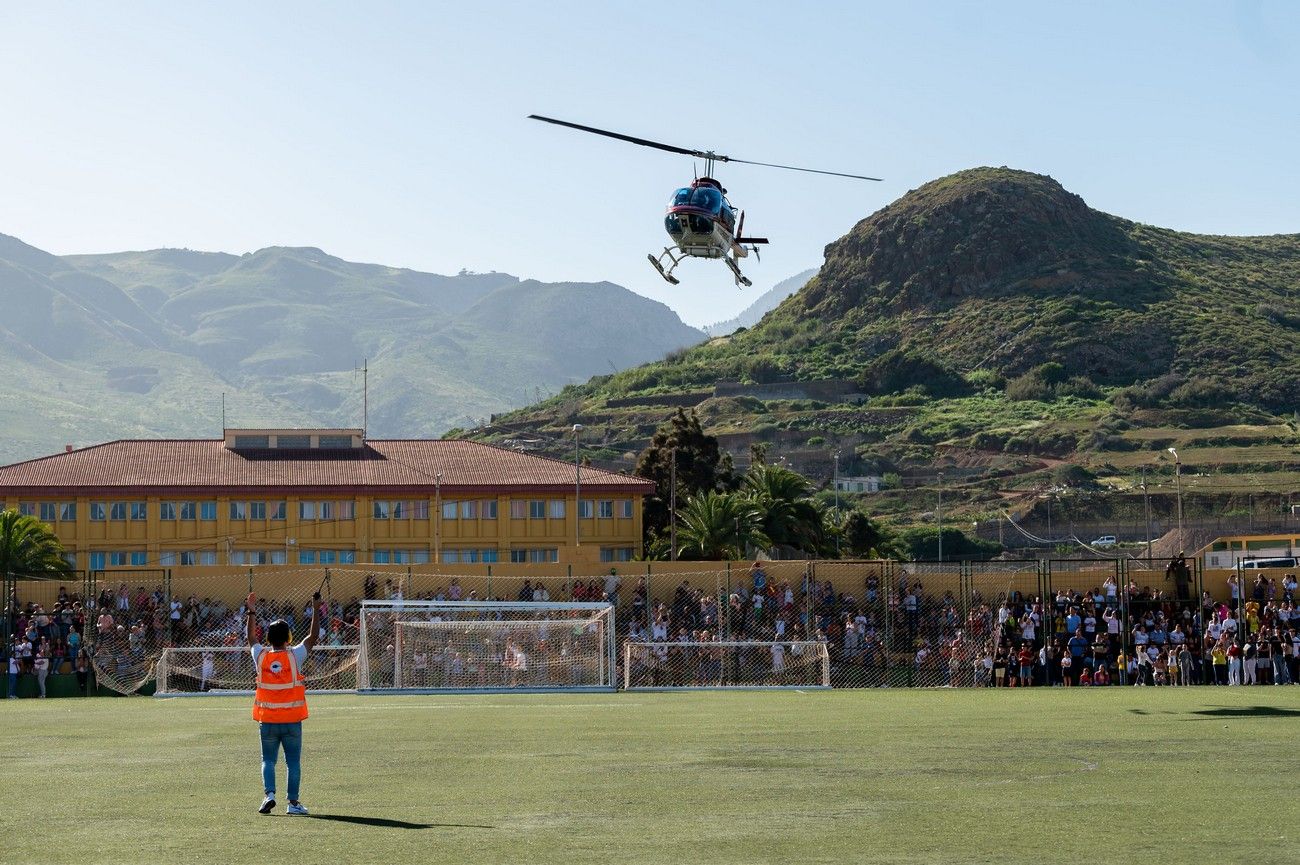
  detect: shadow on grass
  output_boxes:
[1189,706,1300,719]
[305,814,495,830]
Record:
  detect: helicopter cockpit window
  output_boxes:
[686,214,713,235]
[671,188,692,207]
[664,214,685,238]
[689,186,723,213]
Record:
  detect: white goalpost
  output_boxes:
[623,640,831,690]
[154,645,360,696]
[358,600,617,693]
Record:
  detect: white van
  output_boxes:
[1241,557,1297,569]
[1091,535,1117,548]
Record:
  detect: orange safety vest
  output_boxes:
[252,647,308,723]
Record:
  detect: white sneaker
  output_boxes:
[286,802,309,816]
[258,795,276,815]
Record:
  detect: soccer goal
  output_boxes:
[622,641,831,690]
[357,600,616,693]
[154,645,360,696]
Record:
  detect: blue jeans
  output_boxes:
[259,722,303,801]
[7,672,16,698]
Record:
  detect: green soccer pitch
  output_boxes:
[3,688,1296,864]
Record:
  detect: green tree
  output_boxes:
[674,491,769,560]
[741,463,827,554]
[635,409,736,547]
[841,509,893,558]
[0,509,72,578]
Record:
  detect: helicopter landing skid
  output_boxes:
[725,255,753,288]
[647,249,681,285]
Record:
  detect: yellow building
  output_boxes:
[0,429,651,570]
[1198,532,1299,570]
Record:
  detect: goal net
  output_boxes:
[358,600,616,692]
[155,645,360,696]
[623,641,830,689]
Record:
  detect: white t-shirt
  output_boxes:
[8,657,19,674]
[170,600,182,620]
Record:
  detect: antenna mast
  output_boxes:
[362,358,368,440]
[221,392,226,431]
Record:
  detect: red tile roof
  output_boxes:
[0,440,654,496]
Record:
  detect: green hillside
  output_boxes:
[0,236,706,464]
[469,168,1300,529]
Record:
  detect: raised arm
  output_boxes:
[245,592,257,646]
[303,592,321,651]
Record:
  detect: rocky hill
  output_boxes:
[0,235,705,464]
[469,168,1300,528]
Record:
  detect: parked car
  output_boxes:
[1091,535,1117,548]
[1241,557,1297,569]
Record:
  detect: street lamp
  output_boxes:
[833,451,841,557]
[936,471,944,564]
[573,424,584,550]
[1168,447,1183,555]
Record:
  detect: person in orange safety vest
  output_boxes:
[247,590,320,815]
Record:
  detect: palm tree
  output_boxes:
[741,463,827,555]
[0,509,73,579]
[674,491,770,560]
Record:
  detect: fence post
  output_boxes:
[164,568,173,644]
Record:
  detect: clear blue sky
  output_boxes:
[2,1,1297,326]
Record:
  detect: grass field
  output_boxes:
[4,689,1298,865]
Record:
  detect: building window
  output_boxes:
[549,500,566,519]
[59,502,77,521]
[110,502,127,521]
[598,500,614,519]
[298,550,317,565]
[339,550,356,564]
[510,549,526,564]
[373,500,391,519]
[409,500,429,519]
[530,548,558,563]
[318,434,353,449]
[277,434,311,449]
[269,501,286,521]
[459,548,479,563]
[373,550,391,564]
[108,552,128,567]
[89,552,107,571]
[18,503,35,517]
[529,500,546,519]
[320,502,336,520]
[160,502,176,520]
[248,501,265,520]
[90,503,107,522]
[441,549,459,564]
[230,501,247,520]
[578,500,593,519]
[179,502,197,521]
[460,500,477,520]
[200,501,217,521]
[481,548,499,563]
[300,501,317,520]
[130,552,148,566]
[483,501,498,520]
[130,502,148,521]
[61,552,77,568]
[159,552,177,566]
[40,503,57,522]
[441,501,458,520]
[600,547,634,563]
[618,500,633,519]
[233,435,269,449]
[510,500,526,519]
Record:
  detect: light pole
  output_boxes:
[936,471,944,564]
[1168,447,1183,555]
[285,537,295,565]
[669,445,678,562]
[573,424,584,550]
[833,451,841,557]
[1141,465,1152,562]
[434,473,442,563]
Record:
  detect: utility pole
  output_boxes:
[434,473,442,563]
[937,471,944,564]
[669,445,678,562]
[1141,465,1152,562]
[833,451,841,558]
[573,424,584,550]
[1168,447,1183,555]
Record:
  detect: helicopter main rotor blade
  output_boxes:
[528,114,882,180]
[528,115,700,158]
[722,157,882,181]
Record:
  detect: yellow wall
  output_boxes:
[1,491,644,570]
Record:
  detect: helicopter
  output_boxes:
[529,114,880,288]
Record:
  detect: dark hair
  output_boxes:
[267,619,291,647]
